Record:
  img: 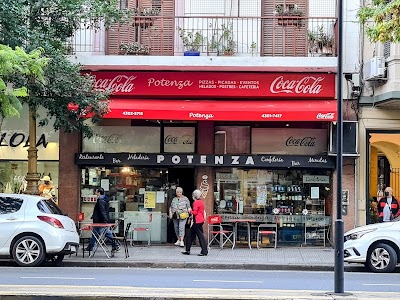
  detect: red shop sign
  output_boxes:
[89,71,336,99]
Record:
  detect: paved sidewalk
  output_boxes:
[62,244,354,271]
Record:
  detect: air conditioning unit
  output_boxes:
[364,56,386,81]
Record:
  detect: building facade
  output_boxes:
[59,0,361,245]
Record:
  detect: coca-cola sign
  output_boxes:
[87,71,335,99]
[252,128,328,155]
[164,127,195,153]
[270,76,324,94]
[316,112,335,119]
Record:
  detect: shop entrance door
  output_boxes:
[167,167,195,202]
[166,167,195,243]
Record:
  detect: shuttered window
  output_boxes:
[261,0,308,56]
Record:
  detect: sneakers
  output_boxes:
[174,241,181,246]
[180,241,185,247]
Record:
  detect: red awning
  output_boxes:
[75,99,337,121]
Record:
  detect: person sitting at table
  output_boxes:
[85,187,119,252]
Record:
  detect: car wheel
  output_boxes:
[12,236,46,267]
[366,243,398,273]
[44,254,65,267]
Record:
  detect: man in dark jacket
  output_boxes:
[377,187,400,222]
[86,187,119,251]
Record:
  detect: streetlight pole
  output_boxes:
[334,0,344,294]
[24,108,40,195]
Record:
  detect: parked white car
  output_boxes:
[0,193,79,267]
[344,217,400,272]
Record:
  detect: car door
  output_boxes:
[0,196,25,251]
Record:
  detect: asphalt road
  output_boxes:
[0,267,399,293]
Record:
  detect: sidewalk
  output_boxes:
[63,244,355,271]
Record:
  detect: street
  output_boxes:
[0,267,400,299]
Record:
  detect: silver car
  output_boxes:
[0,193,79,267]
[344,216,400,273]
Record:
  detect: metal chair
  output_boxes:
[257,218,278,249]
[130,214,152,246]
[114,222,131,258]
[207,215,234,249]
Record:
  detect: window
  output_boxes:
[37,199,64,215]
[0,197,23,214]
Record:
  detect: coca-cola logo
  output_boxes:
[94,75,136,93]
[270,76,324,94]
[92,134,122,144]
[164,135,194,145]
[316,113,335,119]
[286,137,316,147]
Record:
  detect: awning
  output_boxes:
[74,99,337,121]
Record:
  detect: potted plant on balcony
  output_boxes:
[119,42,150,55]
[177,27,204,56]
[208,23,236,56]
[274,4,304,27]
[307,26,334,56]
[132,6,160,28]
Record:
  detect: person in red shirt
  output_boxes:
[182,189,208,256]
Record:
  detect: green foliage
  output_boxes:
[208,23,236,55]
[358,0,400,42]
[0,45,48,118]
[0,0,126,137]
[177,27,204,52]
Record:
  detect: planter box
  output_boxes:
[132,17,154,28]
[277,17,303,27]
[184,51,200,56]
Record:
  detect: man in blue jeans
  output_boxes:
[85,187,119,252]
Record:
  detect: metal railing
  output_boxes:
[69,16,338,57]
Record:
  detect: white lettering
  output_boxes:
[316,113,335,120]
[245,157,254,165]
[187,155,194,163]
[189,112,214,120]
[94,75,136,93]
[148,78,193,90]
[291,161,301,166]
[172,155,181,164]
[127,154,150,160]
[261,156,284,163]
[157,155,165,163]
[270,76,324,95]
[200,155,207,164]
[231,156,240,165]
[215,156,224,164]
[79,153,104,160]
[113,158,121,163]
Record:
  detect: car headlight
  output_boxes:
[345,228,377,241]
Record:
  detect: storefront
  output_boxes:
[0,106,59,195]
[62,68,342,246]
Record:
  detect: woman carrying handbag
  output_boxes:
[169,187,191,247]
[182,189,208,256]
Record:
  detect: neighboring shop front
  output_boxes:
[61,68,350,246]
[0,106,59,195]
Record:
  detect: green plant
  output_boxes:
[307,25,334,53]
[177,27,204,52]
[249,41,257,56]
[119,42,150,55]
[208,23,236,55]
[274,4,304,17]
[132,6,161,16]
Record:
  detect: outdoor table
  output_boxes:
[228,219,257,249]
[81,223,117,258]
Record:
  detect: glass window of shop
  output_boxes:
[0,161,59,195]
[214,168,332,246]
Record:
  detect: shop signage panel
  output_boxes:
[252,128,328,155]
[75,153,336,169]
[303,175,330,184]
[90,71,336,99]
[163,127,195,153]
[83,126,160,153]
[0,106,59,160]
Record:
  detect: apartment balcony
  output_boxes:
[70,16,338,58]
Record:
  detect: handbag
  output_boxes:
[179,212,188,219]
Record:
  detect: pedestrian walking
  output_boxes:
[169,187,191,247]
[377,186,400,222]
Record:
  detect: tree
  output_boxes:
[0,0,129,193]
[0,45,48,119]
[358,0,400,43]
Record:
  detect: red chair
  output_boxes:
[257,216,278,249]
[207,215,234,249]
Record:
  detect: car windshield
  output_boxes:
[37,199,65,215]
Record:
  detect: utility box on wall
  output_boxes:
[364,57,386,81]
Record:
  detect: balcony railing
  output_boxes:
[70,16,337,57]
